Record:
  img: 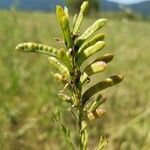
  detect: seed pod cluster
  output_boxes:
[15,1,123,126]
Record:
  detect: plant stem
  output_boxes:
[78,106,84,150]
[71,37,87,150]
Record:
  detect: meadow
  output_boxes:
[0,10,150,149]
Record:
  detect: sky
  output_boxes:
[107,0,150,4]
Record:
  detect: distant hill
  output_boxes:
[0,0,150,16]
[0,0,64,11]
[101,0,150,15]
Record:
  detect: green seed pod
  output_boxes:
[62,15,73,48]
[93,53,115,64]
[78,34,105,53]
[88,94,102,112]
[80,61,107,84]
[57,48,72,70]
[53,73,68,84]
[48,56,70,79]
[64,6,69,18]
[82,74,124,105]
[73,1,89,35]
[83,53,114,74]
[72,14,78,30]
[58,93,72,103]
[76,18,107,47]
[77,41,105,66]
[15,42,57,56]
[56,6,73,48]
[87,109,106,121]
[84,61,107,75]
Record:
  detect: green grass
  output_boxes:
[0,10,150,150]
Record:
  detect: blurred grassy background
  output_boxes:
[0,9,150,150]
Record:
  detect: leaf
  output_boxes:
[78,34,105,53]
[15,42,57,56]
[77,41,105,66]
[60,124,75,150]
[76,18,107,47]
[82,75,124,105]
[73,1,89,35]
[48,56,70,79]
[96,135,109,150]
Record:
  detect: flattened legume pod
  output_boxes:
[76,18,107,47]
[73,1,89,35]
[82,74,124,105]
[76,41,105,66]
[15,42,58,57]
[78,34,105,53]
[48,56,70,79]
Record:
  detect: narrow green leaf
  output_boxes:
[96,135,108,150]
[77,41,105,66]
[60,124,75,150]
[76,18,107,47]
[78,34,105,53]
[82,75,124,105]
[15,42,57,56]
[73,1,89,35]
[48,56,70,79]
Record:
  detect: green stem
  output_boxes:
[79,106,85,150]
[71,37,87,150]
